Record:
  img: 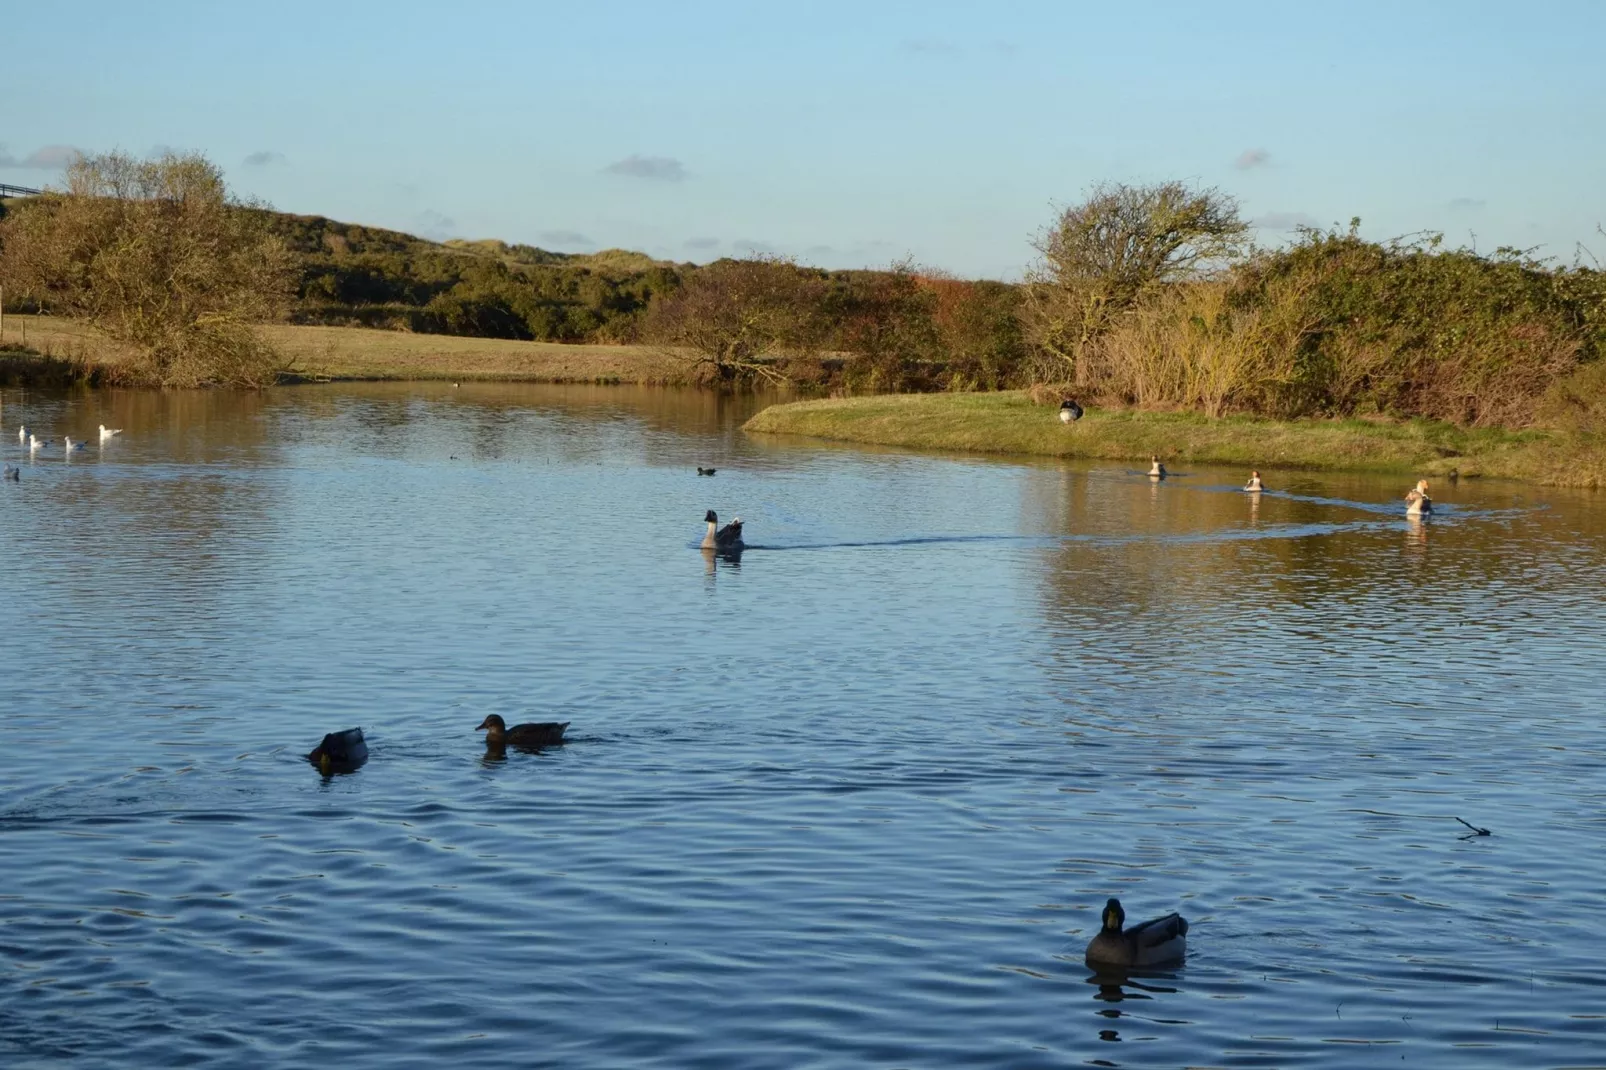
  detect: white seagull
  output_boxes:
[28,433,49,452]
[64,436,86,452]
[99,424,123,441]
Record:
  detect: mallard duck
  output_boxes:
[1085,898,1188,968]
[477,713,569,748]
[1059,399,1083,423]
[702,509,744,551]
[697,466,717,476]
[1244,470,1265,492]
[1148,455,1167,480]
[99,424,122,441]
[307,727,369,774]
[1405,479,1432,516]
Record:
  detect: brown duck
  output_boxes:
[476,713,569,748]
[1084,898,1189,968]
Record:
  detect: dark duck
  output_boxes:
[307,727,369,774]
[1084,898,1188,969]
[477,713,570,749]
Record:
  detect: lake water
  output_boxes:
[3,382,1605,1069]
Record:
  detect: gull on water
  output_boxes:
[100,424,123,441]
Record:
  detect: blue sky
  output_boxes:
[3,0,1602,278]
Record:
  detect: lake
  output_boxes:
[2,382,1604,1069]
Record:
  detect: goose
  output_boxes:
[1244,470,1265,492]
[1059,399,1083,423]
[1085,898,1189,969]
[697,467,717,476]
[701,509,744,551]
[3,465,18,482]
[476,713,569,749]
[99,424,122,441]
[1405,479,1432,516]
[306,727,369,774]
[1148,455,1167,480]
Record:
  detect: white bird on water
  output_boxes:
[17,425,27,443]
[64,436,86,452]
[28,433,49,452]
[99,424,123,441]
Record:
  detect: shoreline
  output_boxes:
[742,392,1604,488]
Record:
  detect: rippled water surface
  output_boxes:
[3,383,1605,1069]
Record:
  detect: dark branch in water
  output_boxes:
[1456,816,1492,839]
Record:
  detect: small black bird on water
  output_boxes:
[697,467,717,476]
[477,714,569,749]
[307,728,369,774]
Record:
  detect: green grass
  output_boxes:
[0,315,695,384]
[743,391,1606,487]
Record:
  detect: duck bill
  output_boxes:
[475,717,495,731]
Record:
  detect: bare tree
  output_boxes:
[646,256,826,385]
[0,151,296,386]
[1023,180,1250,385]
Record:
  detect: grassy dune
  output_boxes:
[743,392,1606,487]
[0,315,691,384]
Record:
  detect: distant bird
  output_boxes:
[697,467,717,476]
[1447,467,1460,483]
[3,465,18,482]
[1085,898,1189,969]
[99,424,122,441]
[477,713,569,749]
[1405,479,1432,516]
[1059,399,1084,423]
[306,727,369,774]
[1148,455,1167,480]
[63,436,85,452]
[28,434,49,452]
[702,509,744,551]
[17,425,27,443]
[1244,470,1265,492]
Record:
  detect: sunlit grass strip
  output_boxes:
[743,392,1605,487]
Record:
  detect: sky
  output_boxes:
[2,0,1603,279]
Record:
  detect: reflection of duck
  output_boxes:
[1085,898,1188,968]
[702,510,744,551]
[1059,399,1083,423]
[477,713,569,748]
[1244,470,1265,492]
[307,727,369,774]
[1147,456,1166,480]
[1405,479,1432,516]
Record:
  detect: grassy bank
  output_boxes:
[743,392,1606,487]
[0,315,692,384]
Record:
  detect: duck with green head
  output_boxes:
[1085,898,1188,969]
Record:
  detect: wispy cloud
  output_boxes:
[603,154,686,182]
[0,144,81,170]
[1447,197,1486,212]
[684,237,721,250]
[1252,211,1319,231]
[537,229,593,248]
[414,209,457,240]
[243,150,286,167]
[1235,148,1271,171]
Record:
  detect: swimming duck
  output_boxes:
[702,509,744,551]
[307,727,369,774]
[3,465,18,481]
[1085,898,1189,969]
[1059,399,1083,423]
[477,713,569,748]
[1244,470,1265,492]
[99,424,122,441]
[697,466,717,476]
[1405,479,1432,516]
[1148,455,1167,480]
